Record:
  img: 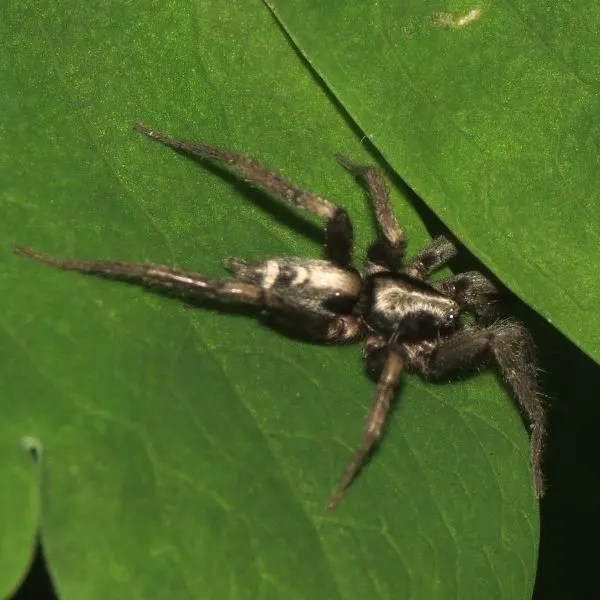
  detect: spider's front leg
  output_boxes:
[404,239,500,320]
[403,235,458,280]
[325,338,405,513]
[411,320,545,498]
[133,124,354,268]
[433,271,499,322]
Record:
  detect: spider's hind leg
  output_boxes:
[415,320,545,499]
[17,248,363,342]
[134,124,354,268]
[15,247,265,305]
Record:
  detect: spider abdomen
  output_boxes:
[226,257,361,317]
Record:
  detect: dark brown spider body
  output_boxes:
[227,257,362,319]
[16,124,546,513]
[362,272,459,340]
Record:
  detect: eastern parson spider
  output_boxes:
[16,124,545,512]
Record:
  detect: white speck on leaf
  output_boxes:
[431,6,483,30]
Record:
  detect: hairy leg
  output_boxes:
[336,154,405,272]
[15,247,264,304]
[411,320,545,498]
[326,341,404,513]
[16,247,363,344]
[433,271,499,321]
[134,124,353,267]
[266,310,363,343]
[403,235,458,280]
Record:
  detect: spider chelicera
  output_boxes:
[17,124,545,512]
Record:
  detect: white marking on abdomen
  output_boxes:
[311,267,352,290]
[262,260,279,290]
[292,266,310,285]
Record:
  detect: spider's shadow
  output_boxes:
[133,282,343,346]
[173,149,324,250]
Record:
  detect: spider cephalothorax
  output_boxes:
[17,124,545,512]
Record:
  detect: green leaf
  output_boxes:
[266,0,600,363]
[1,1,537,599]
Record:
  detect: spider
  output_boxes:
[16,124,545,513]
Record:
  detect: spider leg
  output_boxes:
[414,320,545,498]
[432,271,499,322]
[15,247,264,304]
[336,155,405,272]
[133,124,353,267]
[403,235,458,280]
[325,342,405,513]
[265,310,363,343]
[16,247,363,343]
